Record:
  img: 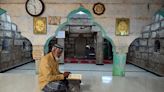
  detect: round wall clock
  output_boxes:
[25,0,45,16]
[93,2,105,15]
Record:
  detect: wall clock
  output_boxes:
[25,0,45,16]
[93,2,105,15]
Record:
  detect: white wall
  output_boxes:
[0,0,163,53]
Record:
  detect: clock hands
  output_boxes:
[32,0,38,14]
[33,5,36,14]
[32,0,36,14]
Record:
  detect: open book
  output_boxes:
[67,74,82,80]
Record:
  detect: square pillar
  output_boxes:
[112,53,126,76]
[57,38,65,64]
[96,32,103,65]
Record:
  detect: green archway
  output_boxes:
[44,6,126,76]
[44,6,115,54]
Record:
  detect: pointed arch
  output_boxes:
[44,6,116,56]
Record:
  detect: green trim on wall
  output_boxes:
[154,8,164,17]
[67,6,93,20]
[44,36,55,54]
[44,22,68,54]
[55,22,68,36]
[0,8,6,15]
[93,22,116,52]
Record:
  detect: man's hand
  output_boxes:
[63,72,71,78]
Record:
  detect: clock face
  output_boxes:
[25,0,45,16]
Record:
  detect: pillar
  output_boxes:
[112,53,126,76]
[96,32,103,65]
[57,38,65,64]
[32,45,44,74]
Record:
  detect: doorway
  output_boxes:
[65,31,97,59]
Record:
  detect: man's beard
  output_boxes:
[55,56,60,61]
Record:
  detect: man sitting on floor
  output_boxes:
[38,44,71,92]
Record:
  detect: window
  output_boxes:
[136,40,140,51]
[2,39,9,51]
[154,40,160,52]
[23,42,26,50]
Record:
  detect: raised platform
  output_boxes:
[64,58,113,64]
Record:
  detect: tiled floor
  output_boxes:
[0,62,164,92]
[4,62,158,77]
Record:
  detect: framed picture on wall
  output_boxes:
[33,17,47,34]
[48,16,61,25]
[115,18,130,36]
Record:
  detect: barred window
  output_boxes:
[23,42,26,50]
[2,39,9,51]
[154,40,160,52]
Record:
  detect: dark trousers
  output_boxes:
[43,80,69,92]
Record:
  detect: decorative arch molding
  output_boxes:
[44,6,127,76]
[67,6,93,20]
[0,8,6,15]
[44,6,115,54]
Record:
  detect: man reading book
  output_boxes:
[38,44,71,92]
